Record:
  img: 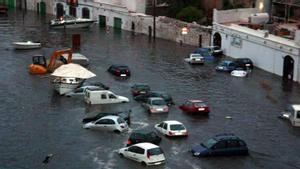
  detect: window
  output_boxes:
[109,94,117,99]
[148,148,163,156]
[117,118,125,124]
[227,140,239,148]
[163,123,168,130]
[101,94,107,99]
[297,111,300,119]
[128,146,138,153]
[158,123,163,128]
[106,119,115,125]
[96,119,107,125]
[231,34,242,48]
[170,124,185,131]
[214,141,226,149]
[135,147,145,154]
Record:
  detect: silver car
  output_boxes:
[143,97,169,113]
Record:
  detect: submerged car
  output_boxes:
[231,67,248,77]
[83,115,129,133]
[107,64,131,77]
[279,104,300,127]
[194,48,214,61]
[82,110,131,125]
[179,100,210,114]
[155,120,188,137]
[142,97,169,113]
[65,85,102,97]
[134,91,174,105]
[84,89,129,104]
[215,60,236,72]
[119,143,166,166]
[191,133,248,157]
[131,83,151,96]
[235,58,254,70]
[205,46,223,56]
[184,53,205,64]
[127,130,161,146]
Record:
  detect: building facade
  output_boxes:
[212,8,300,83]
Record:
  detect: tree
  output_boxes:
[176,6,203,23]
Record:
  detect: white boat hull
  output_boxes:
[13,42,41,50]
[50,22,94,29]
[52,82,83,95]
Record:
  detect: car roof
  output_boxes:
[163,120,183,125]
[151,91,167,94]
[99,115,119,120]
[132,130,154,135]
[221,60,235,63]
[134,143,159,149]
[291,104,300,110]
[213,133,241,141]
[112,64,129,68]
[189,99,204,103]
[133,83,149,86]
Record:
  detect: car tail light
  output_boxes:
[184,131,188,136]
[120,125,125,128]
[163,107,168,111]
[147,152,150,159]
[127,139,132,145]
[115,70,120,75]
[168,131,174,136]
[126,69,129,72]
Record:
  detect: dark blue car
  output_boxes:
[191,133,248,157]
[215,60,237,72]
[194,48,215,61]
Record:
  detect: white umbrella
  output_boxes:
[51,63,96,79]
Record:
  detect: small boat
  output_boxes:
[62,53,89,66]
[50,15,95,29]
[51,63,96,95]
[13,41,41,50]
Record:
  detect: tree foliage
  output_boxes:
[176,6,203,23]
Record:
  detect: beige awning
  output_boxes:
[51,63,96,79]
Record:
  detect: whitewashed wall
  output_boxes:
[213,8,259,24]
[213,23,300,82]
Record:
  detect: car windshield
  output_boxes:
[202,138,217,148]
[117,117,125,124]
[194,102,206,107]
[191,54,201,58]
[170,124,185,131]
[148,147,163,156]
[136,85,150,90]
[118,66,129,70]
[152,99,166,106]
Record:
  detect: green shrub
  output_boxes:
[176,6,203,23]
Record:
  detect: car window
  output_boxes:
[163,123,168,130]
[297,111,300,118]
[74,88,84,93]
[152,99,166,106]
[135,147,145,155]
[148,148,163,156]
[101,94,107,99]
[117,118,125,124]
[194,102,206,107]
[106,119,115,125]
[170,124,185,131]
[95,119,107,125]
[227,140,239,148]
[214,141,227,149]
[128,146,138,153]
[109,94,117,99]
[202,138,217,148]
[158,123,164,128]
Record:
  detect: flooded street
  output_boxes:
[1,10,300,169]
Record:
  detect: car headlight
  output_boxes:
[193,152,200,156]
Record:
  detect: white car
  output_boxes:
[84,89,129,104]
[65,86,101,97]
[155,120,188,137]
[118,143,165,166]
[83,115,128,132]
[184,53,205,64]
[142,97,169,113]
[231,68,248,77]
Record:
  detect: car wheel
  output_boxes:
[141,161,147,166]
[114,130,121,133]
[119,153,124,157]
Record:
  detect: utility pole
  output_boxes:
[153,0,156,41]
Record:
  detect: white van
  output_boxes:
[284,105,300,127]
[84,89,129,104]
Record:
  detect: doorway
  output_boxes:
[213,32,222,47]
[56,3,64,18]
[283,55,294,82]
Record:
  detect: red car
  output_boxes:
[179,100,210,114]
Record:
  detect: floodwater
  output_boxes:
[1,10,300,169]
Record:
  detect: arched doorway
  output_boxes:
[283,55,294,81]
[82,7,90,18]
[69,6,76,17]
[213,32,222,47]
[56,3,64,18]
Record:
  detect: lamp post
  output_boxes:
[153,0,156,41]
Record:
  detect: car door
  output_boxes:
[105,119,116,131]
[126,146,139,161]
[108,93,118,103]
[211,140,227,156]
[94,119,108,130]
[100,92,109,104]
[134,146,146,162]
[162,123,168,135]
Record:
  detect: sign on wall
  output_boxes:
[67,0,78,7]
[231,34,242,48]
